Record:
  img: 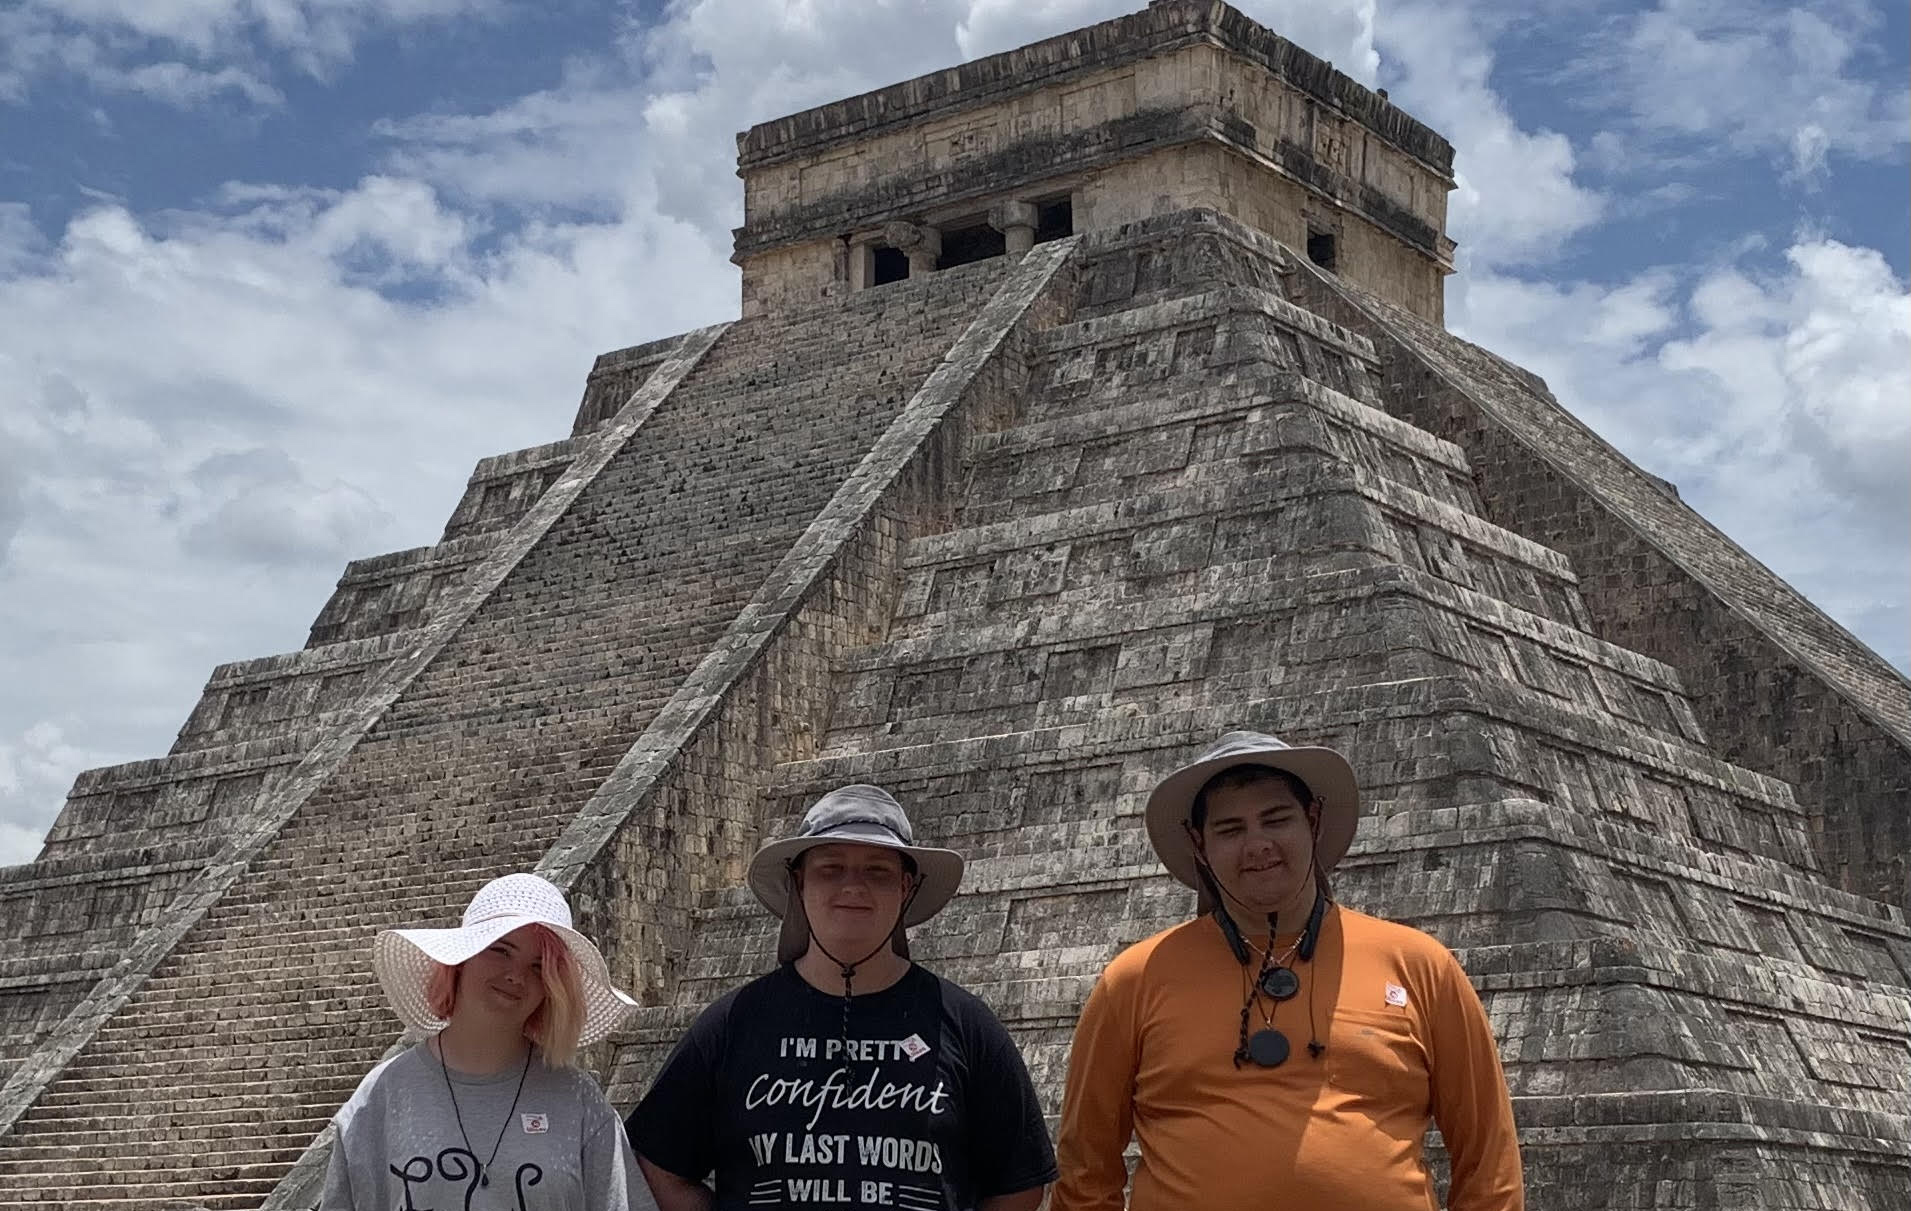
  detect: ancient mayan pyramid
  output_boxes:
[3,3,1907,1207]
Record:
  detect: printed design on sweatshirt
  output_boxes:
[389,1147,546,1211]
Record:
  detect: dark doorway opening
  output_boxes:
[1306,230,1338,272]
[1035,197,1073,243]
[872,246,910,285]
[937,223,1007,270]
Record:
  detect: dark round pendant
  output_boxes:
[480,1173,490,1189]
[1247,1028,1290,1068]
[1259,966,1300,1001]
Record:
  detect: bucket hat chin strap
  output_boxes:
[797,876,922,1053]
[807,879,920,983]
[1187,820,1329,961]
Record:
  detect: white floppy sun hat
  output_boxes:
[372,873,637,1046]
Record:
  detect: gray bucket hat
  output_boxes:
[748,784,964,965]
[1145,730,1360,911]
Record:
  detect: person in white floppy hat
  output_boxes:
[323,872,656,1210]
[1052,731,1524,1211]
[626,784,1056,1211]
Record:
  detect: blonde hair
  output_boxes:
[424,924,589,1067]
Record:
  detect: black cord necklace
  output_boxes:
[806,884,920,1052]
[436,1036,532,1189]
[1216,883,1329,1069]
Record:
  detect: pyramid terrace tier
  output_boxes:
[437,436,587,543]
[304,532,502,647]
[169,632,419,756]
[833,563,1714,760]
[772,684,1843,901]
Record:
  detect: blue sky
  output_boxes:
[1,0,1906,863]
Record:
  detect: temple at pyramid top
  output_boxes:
[731,0,1456,321]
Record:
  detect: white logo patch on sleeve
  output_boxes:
[1384,982,1409,1007]
[522,1113,549,1134]
[899,1033,931,1061]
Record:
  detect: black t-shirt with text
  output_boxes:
[626,964,1056,1210]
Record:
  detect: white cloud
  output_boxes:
[182,448,393,567]
[1451,239,1911,670]
[1585,0,1910,176]
[1664,239,1911,516]
[0,0,499,104]
[96,59,282,106]
[0,819,47,867]
[1377,0,1605,269]
[0,723,104,864]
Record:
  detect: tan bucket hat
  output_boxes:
[372,873,637,1046]
[748,784,964,964]
[1145,731,1360,911]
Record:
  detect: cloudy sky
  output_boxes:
[2,0,1906,864]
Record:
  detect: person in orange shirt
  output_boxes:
[1053,731,1524,1211]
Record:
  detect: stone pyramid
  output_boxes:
[2,4,1906,1208]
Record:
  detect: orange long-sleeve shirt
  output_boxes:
[1053,907,1523,1211]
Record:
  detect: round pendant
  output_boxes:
[1259,966,1300,1001]
[480,1173,490,1189]
[1247,1028,1290,1068]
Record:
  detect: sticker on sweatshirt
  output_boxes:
[522,1112,550,1134]
[899,1033,931,1061]
[1384,982,1409,1007]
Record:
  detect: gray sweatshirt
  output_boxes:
[323,1042,658,1211]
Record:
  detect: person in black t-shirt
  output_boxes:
[626,784,1056,1211]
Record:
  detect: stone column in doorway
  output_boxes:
[882,221,942,276]
[989,201,1039,258]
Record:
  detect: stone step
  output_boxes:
[822,644,1714,806]
[926,451,1574,587]
[572,333,685,436]
[0,1173,283,1204]
[71,1019,380,1061]
[26,1064,364,1104]
[0,1123,323,1163]
[19,1081,345,1117]
[36,738,311,864]
[0,1191,269,1199]
[1037,283,1380,366]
